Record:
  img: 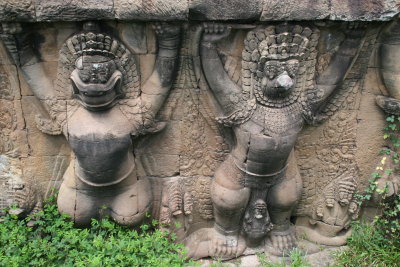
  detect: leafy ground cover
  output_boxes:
[0,196,193,267]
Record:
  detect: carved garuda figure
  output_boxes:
[196,23,365,258]
[4,22,181,226]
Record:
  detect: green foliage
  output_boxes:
[0,196,193,267]
[333,222,400,267]
[257,249,310,267]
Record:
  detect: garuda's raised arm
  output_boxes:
[1,22,67,135]
[308,24,366,119]
[140,23,181,118]
[200,24,243,115]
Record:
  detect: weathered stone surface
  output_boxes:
[137,153,180,178]
[21,96,69,157]
[189,0,262,20]
[260,0,330,21]
[0,0,35,21]
[0,64,20,100]
[0,86,30,157]
[330,0,400,21]
[21,155,69,191]
[0,41,14,65]
[115,0,188,20]
[10,22,183,228]
[0,13,398,263]
[0,0,398,22]
[118,23,148,55]
[35,0,114,21]
[356,69,386,188]
[0,155,23,210]
[261,0,399,21]
[139,54,156,83]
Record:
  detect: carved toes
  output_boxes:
[266,226,298,256]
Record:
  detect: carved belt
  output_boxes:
[231,155,287,189]
[75,161,136,187]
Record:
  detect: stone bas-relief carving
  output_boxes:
[374,18,400,205]
[294,25,381,247]
[184,22,366,259]
[0,18,392,261]
[3,21,181,226]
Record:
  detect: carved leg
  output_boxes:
[58,162,152,227]
[110,178,152,227]
[58,163,100,226]
[265,176,300,254]
[209,156,250,258]
[265,155,302,255]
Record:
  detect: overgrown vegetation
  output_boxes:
[0,196,193,266]
[257,249,311,267]
[333,221,400,266]
[334,114,400,267]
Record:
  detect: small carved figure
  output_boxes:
[198,23,365,257]
[297,174,359,246]
[5,22,181,226]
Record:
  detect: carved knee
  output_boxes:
[211,180,250,211]
[110,179,152,227]
[211,180,250,233]
[267,177,301,211]
[214,156,244,190]
[57,183,98,227]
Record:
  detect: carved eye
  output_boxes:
[81,76,89,82]
[264,66,277,80]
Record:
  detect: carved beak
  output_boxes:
[70,70,123,111]
[276,71,293,91]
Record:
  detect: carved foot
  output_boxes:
[184,227,246,260]
[209,230,246,259]
[265,226,297,256]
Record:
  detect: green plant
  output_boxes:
[0,195,194,267]
[333,221,400,267]
[257,249,310,267]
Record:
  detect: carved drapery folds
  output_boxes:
[0,18,394,260]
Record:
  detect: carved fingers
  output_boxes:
[153,22,181,40]
[341,21,367,38]
[202,23,232,43]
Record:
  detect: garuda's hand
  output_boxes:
[202,23,231,43]
[153,22,181,40]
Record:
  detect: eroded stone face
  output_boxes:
[71,56,123,111]
[260,59,299,98]
[0,17,396,261]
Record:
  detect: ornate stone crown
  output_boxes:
[55,22,140,99]
[242,24,319,108]
[258,31,309,61]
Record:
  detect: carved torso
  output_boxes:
[231,102,304,175]
[65,106,136,186]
